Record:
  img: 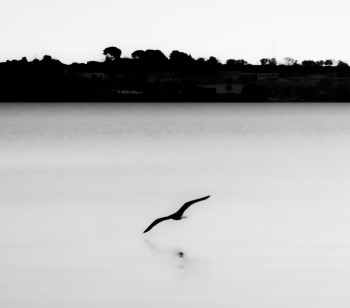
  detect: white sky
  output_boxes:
[1,0,350,64]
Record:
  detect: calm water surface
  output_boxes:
[1,103,350,307]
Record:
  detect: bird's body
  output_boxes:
[143,195,210,233]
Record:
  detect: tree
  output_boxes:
[284,57,297,66]
[205,57,221,70]
[207,56,220,65]
[226,59,248,67]
[337,60,349,68]
[325,59,333,66]
[302,60,317,67]
[270,58,277,66]
[145,50,167,65]
[169,50,194,66]
[131,49,167,65]
[42,55,53,62]
[260,58,277,66]
[316,60,325,66]
[196,57,206,64]
[41,55,62,67]
[131,50,145,60]
[103,46,122,61]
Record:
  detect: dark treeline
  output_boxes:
[2,46,350,102]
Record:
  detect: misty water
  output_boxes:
[1,103,350,307]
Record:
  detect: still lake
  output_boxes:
[1,103,350,307]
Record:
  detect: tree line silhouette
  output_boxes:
[1,46,350,102]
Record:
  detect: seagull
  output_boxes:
[143,195,210,233]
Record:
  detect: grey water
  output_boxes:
[1,103,350,308]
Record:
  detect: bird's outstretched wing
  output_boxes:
[176,195,210,216]
[143,216,171,233]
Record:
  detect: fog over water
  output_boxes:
[1,103,350,307]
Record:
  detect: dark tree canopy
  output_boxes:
[103,46,122,61]
[40,55,63,67]
[144,49,167,63]
[131,50,145,60]
[196,57,206,64]
[260,58,277,66]
[338,60,349,67]
[302,60,317,67]
[131,49,167,66]
[226,59,248,67]
[169,50,194,65]
[207,56,220,64]
[42,55,53,62]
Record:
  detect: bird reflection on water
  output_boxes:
[144,239,187,269]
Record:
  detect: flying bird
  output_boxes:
[143,195,210,233]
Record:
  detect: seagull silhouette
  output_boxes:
[143,195,210,233]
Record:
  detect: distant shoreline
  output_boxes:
[2,48,350,102]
